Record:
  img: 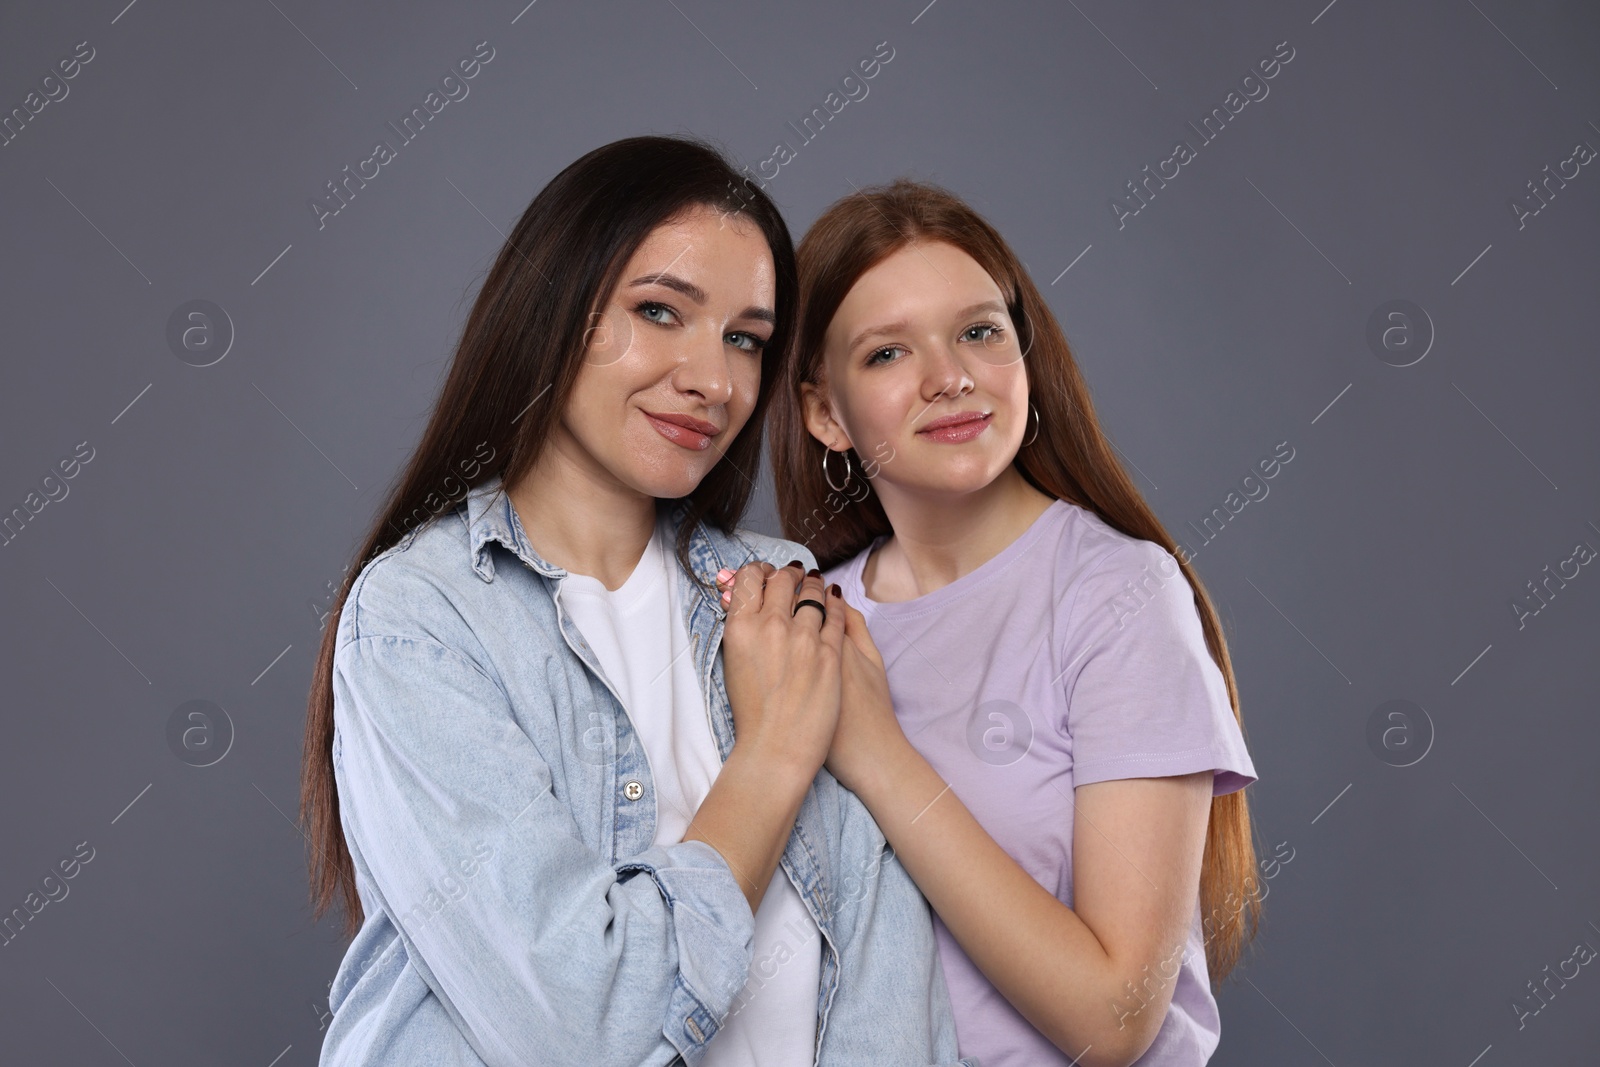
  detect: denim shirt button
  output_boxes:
[623,779,644,801]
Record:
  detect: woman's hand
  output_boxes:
[716,561,847,790]
[715,572,906,796]
[683,562,846,914]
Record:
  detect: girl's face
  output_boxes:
[803,240,1029,500]
[559,204,776,501]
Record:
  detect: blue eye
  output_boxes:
[635,300,678,325]
[865,345,903,366]
[726,332,769,354]
[964,323,1002,343]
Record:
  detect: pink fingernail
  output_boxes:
[716,568,734,581]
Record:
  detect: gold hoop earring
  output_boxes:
[1022,402,1040,447]
[822,448,854,493]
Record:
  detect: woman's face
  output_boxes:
[804,239,1029,500]
[559,204,776,501]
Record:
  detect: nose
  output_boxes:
[671,329,735,407]
[921,341,975,403]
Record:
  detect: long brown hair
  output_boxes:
[768,178,1260,984]
[301,134,798,939]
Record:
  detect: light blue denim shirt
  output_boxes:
[319,473,977,1067]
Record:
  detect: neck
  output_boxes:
[506,430,658,591]
[864,465,1055,602]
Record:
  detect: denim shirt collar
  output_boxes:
[464,476,748,639]
[464,472,559,582]
[463,472,737,601]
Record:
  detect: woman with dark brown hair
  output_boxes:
[300,139,972,1067]
[747,179,1263,1066]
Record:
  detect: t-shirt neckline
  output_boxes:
[849,498,1070,617]
[561,512,668,610]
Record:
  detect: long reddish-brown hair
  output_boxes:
[769,178,1261,984]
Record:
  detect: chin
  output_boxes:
[626,461,717,501]
[607,431,707,497]
[897,451,1007,491]
[653,476,713,500]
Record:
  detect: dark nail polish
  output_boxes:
[829,583,841,597]
[807,568,821,578]
[786,559,803,569]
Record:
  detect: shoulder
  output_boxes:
[336,508,489,659]
[710,521,820,574]
[1046,504,1186,625]
[1041,501,1173,576]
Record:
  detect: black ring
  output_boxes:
[792,598,827,623]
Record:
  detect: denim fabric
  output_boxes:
[319,473,978,1067]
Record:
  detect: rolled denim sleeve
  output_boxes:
[820,782,981,1066]
[332,631,755,1066]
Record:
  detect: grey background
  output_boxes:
[2,0,1597,1063]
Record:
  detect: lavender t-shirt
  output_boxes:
[825,499,1258,1066]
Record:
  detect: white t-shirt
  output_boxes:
[558,510,821,1065]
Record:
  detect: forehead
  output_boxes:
[622,207,775,296]
[829,241,1004,333]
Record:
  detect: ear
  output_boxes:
[799,379,853,452]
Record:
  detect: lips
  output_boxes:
[917,410,992,443]
[642,409,721,451]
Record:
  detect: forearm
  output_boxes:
[684,745,812,914]
[851,738,1154,1067]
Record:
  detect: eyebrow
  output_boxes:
[846,299,1009,353]
[628,272,775,325]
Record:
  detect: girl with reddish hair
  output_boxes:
[738,178,1262,1066]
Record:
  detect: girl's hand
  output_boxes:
[716,572,905,795]
[828,593,909,795]
[716,561,847,789]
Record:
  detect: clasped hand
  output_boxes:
[714,561,904,795]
